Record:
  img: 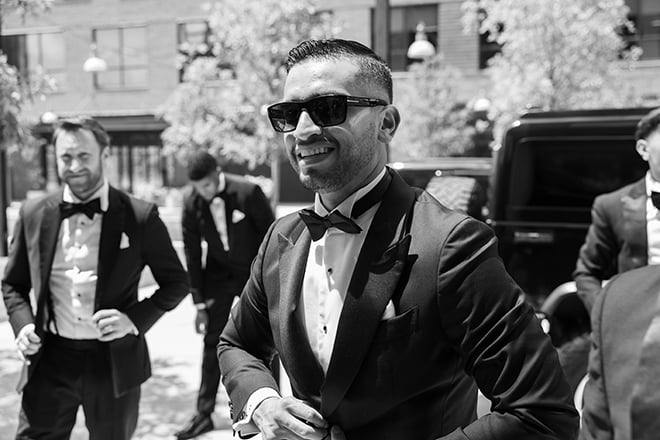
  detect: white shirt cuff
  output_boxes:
[232,387,281,436]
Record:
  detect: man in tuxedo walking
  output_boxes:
[217,39,578,440]
[175,151,274,439]
[574,107,660,313]
[2,116,189,439]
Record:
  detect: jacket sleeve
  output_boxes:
[217,222,280,423]
[437,218,579,440]
[181,195,204,304]
[124,205,189,332]
[579,282,613,440]
[573,195,618,313]
[1,206,35,336]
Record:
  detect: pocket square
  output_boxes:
[120,232,130,249]
[232,209,246,223]
[381,300,396,321]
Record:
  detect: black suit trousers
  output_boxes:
[16,334,140,440]
[197,289,238,416]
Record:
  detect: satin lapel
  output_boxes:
[321,171,416,416]
[278,219,325,398]
[96,187,125,307]
[37,194,64,327]
[622,179,647,260]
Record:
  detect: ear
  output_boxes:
[637,139,649,161]
[377,105,401,144]
[101,146,110,160]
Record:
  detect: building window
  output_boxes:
[176,20,214,82]
[371,4,438,72]
[624,0,660,60]
[1,32,66,90]
[93,26,148,89]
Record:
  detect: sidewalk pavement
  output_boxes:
[0,282,244,440]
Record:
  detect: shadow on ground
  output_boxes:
[0,353,231,439]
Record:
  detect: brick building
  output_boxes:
[1,0,660,201]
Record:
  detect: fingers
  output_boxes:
[93,309,131,341]
[255,397,328,440]
[16,329,41,357]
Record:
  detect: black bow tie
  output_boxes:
[299,171,392,241]
[652,192,660,210]
[60,198,102,220]
[299,209,362,241]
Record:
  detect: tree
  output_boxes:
[391,54,476,161]
[158,0,339,169]
[462,0,640,141]
[0,0,53,256]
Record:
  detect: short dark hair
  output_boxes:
[286,39,393,102]
[635,107,660,141]
[186,150,219,181]
[53,116,110,149]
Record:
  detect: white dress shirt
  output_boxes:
[48,180,109,339]
[209,172,230,251]
[233,168,387,435]
[645,172,660,265]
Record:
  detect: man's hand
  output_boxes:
[92,309,137,341]
[329,425,347,440]
[253,396,328,440]
[16,323,41,361]
[195,309,209,334]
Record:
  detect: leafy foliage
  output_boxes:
[392,54,477,160]
[0,0,53,154]
[158,0,339,168]
[462,0,640,141]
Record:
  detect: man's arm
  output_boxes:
[124,205,189,333]
[181,196,204,304]
[574,196,618,313]
[437,218,579,440]
[579,282,613,440]
[1,206,36,336]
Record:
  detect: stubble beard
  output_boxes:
[293,128,377,194]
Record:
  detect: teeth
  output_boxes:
[298,147,330,158]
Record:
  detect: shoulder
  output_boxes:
[413,190,489,235]
[20,191,61,214]
[110,186,157,220]
[225,173,260,192]
[595,178,644,205]
[597,265,660,316]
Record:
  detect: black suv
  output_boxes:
[489,108,655,348]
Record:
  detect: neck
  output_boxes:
[319,166,385,211]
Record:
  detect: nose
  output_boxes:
[293,110,322,140]
[69,158,83,172]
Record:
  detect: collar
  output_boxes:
[314,168,387,218]
[217,172,227,193]
[63,179,110,212]
[646,172,660,196]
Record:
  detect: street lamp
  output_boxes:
[407,22,436,61]
[83,44,107,73]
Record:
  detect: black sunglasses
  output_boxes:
[267,94,389,133]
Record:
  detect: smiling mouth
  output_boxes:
[297,147,332,159]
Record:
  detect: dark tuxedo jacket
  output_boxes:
[1,186,189,397]
[181,173,274,301]
[218,169,578,440]
[574,178,648,312]
[580,265,660,440]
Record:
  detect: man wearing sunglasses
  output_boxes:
[218,39,578,440]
